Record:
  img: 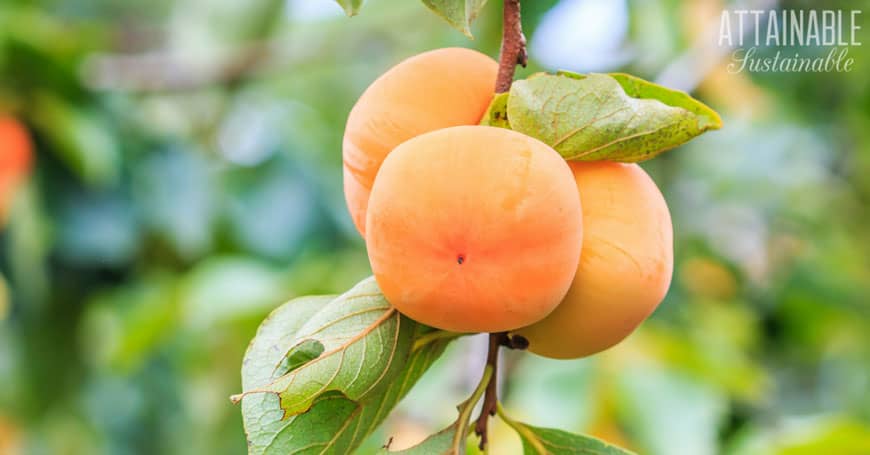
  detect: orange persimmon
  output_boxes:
[365,126,584,333]
[343,48,498,237]
[516,161,673,359]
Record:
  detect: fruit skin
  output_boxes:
[0,116,33,223]
[516,161,673,359]
[365,126,583,333]
[343,47,498,237]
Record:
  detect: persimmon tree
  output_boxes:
[232,1,721,453]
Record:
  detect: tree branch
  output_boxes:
[495,0,527,94]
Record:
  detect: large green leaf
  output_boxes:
[249,277,416,415]
[505,72,722,162]
[421,0,489,38]
[240,295,332,454]
[238,277,453,455]
[334,0,365,16]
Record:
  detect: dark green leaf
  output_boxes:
[421,0,489,38]
[239,278,453,455]
[506,72,722,162]
[335,0,365,16]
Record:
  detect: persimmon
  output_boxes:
[0,116,33,223]
[343,47,498,237]
[516,161,673,359]
[365,126,583,333]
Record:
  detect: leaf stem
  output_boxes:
[495,0,527,94]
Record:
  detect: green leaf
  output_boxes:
[334,0,365,16]
[249,277,417,415]
[497,405,636,454]
[479,91,510,129]
[508,421,634,454]
[421,0,489,38]
[379,424,460,454]
[505,72,722,162]
[238,277,454,455]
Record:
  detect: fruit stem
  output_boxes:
[495,0,527,94]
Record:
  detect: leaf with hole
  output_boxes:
[505,72,722,162]
[238,277,453,454]
[421,0,489,38]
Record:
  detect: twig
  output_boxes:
[494,0,527,94]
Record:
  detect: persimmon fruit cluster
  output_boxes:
[342,48,673,358]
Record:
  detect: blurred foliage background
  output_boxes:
[1,0,870,454]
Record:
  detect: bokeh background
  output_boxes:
[2,0,870,454]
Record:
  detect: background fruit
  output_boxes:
[366,126,583,333]
[343,47,498,237]
[517,161,673,359]
[0,116,33,224]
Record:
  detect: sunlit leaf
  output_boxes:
[421,0,489,38]
[505,72,722,162]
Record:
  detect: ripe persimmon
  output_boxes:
[516,161,673,359]
[343,47,498,237]
[365,126,584,333]
[0,116,33,223]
